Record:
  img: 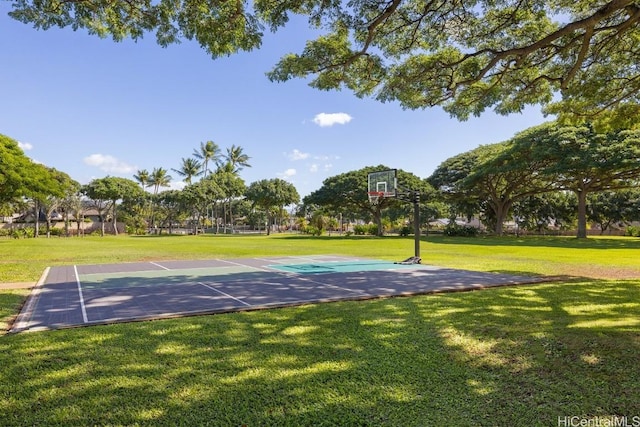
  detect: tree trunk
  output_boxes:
[375,206,383,236]
[266,212,271,236]
[494,201,511,235]
[576,190,588,238]
[112,203,119,235]
[64,212,70,237]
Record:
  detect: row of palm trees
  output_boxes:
[133,141,251,191]
[130,141,251,230]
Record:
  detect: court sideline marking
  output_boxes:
[73,265,89,323]
[150,261,171,270]
[216,258,272,272]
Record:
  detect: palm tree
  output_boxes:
[172,157,202,185]
[148,167,172,195]
[133,169,150,189]
[193,141,221,177]
[223,144,251,174]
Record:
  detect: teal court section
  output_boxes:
[269,260,421,274]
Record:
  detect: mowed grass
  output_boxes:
[1,234,639,426]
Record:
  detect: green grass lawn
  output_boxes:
[1,234,639,426]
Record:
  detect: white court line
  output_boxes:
[150,261,171,270]
[198,282,252,306]
[10,266,51,333]
[253,257,288,265]
[74,265,89,323]
[215,258,272,272]
[296,275,372,295]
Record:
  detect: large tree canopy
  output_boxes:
[245,178,300,235]
[305,165,431,236]
[1,134,42,204]
[9,0,640,121]
[520,124,640,237]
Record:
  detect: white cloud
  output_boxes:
[18,141,33,151]
[323,163,333,171]
[83,153,136,174]
[314,154,341,161]
[309,164,319,173]
[287,149,310,161]
[312,112,353,127]
[277,168,297,180]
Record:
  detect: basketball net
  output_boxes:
[368,191,384,206]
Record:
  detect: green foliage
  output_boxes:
[304,226,324,236]
[626,226,640,237]
[8,2,640,120]
[305,165,432,237]
[444,223,479,237]
[353,224,367,235]
[353,224,378,236]
[399,226,412,237]
[245,178,300,235]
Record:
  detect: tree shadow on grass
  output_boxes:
[1,279,638,425]
[426,235,640,250]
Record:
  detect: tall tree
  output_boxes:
[587,190,640,234]
[193,141,221,176]
[245,178,300,235]
[11,1,640,121]
[83,176,143,235]
[148,167,172,195]
[223,145,251,174]
[462,126,560,234]
[305,166,429,236]
[496,122,640,237]
[212,170,246,231]
[0,133,45,204]
[537,125,640,238]
[183,176,224,233]
[172,157,203,184]
[133,169,150,189]
[32,167,79,238]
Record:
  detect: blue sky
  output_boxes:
[0,6,550,197]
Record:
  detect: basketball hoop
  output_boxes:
[368,191,384,205]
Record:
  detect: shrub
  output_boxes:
[399,226,412,237]
[626,226,640,237]
[306,226,324,236]
[353,225,368,235]
[48,228,63,236]
[444,223,478,237]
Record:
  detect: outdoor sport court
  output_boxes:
[12,255,545,333]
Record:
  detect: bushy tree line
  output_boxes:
[428,121,640,238]
[0,135,300,237]
[4,121,639,239]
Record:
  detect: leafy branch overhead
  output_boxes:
[9,0,640,121]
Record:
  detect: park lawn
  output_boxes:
[1,233,640,283]
[0,234,639,425]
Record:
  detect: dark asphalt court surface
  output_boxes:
[11,255,546,333]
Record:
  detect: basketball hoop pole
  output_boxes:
[412,190,420,259]
[368,169,421,262]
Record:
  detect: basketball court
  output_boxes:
[11,255,546,333]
